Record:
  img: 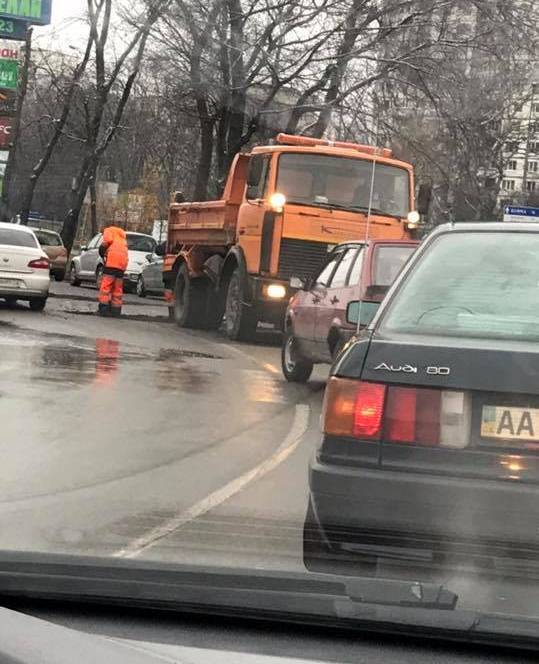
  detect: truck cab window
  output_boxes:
[246,155,270,200]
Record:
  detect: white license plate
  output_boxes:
[481,405,539,441]
[0,278,21,289]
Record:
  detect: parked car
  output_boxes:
[0,222,50,311]
[304,222,539,576]
[31,228,68,282]
[137,252,164,297]
[282,239,419,382]
[69,231,157,292]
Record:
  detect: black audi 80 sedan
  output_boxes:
[304,222,539,575]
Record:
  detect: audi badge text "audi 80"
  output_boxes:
[373,363,451,376]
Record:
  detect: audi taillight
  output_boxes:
[28,258,50,269]
[323,378,386,440]
[323,377,471,448]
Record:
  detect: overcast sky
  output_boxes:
[34,0,90,50]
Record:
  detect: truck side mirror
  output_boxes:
[417,183,432,216]
[247,157,263,188]
[290,276,305,290]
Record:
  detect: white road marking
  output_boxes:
[114,404,310,559]
[220,342,281,375]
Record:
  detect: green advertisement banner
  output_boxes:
[0,1,52,26]
[0,57,18,89]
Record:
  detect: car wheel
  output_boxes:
[224,268,257,341]
[69,263,81,287]
[303,500,377,576]
[95,266,104,290]
[173,264,207,328]
[29,297,47,312]
[53,271,65,282]
[136,275,147,298]
[281,331,313,382]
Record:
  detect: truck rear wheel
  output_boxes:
[173,264,207,329]
[224,268,257,341]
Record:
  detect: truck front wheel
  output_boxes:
[173,264,207,328]
[224,268,257,341]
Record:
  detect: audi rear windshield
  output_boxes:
[380,232,539,341]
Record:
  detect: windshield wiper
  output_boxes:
[347,205,404,220]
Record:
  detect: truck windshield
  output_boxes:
[276,153,410,218]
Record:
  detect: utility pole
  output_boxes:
[0,25,32,222]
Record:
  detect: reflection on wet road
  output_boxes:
[0,323,306,504]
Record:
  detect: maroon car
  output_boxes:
[281,239,419,382]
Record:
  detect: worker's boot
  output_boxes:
[110,306,122,317]
[98,303,111,317]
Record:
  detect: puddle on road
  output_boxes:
[0,324,223,392]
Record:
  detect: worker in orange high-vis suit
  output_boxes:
[97,226,129,317]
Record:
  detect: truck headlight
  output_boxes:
[266,283,287,299]
[269,192,286,213]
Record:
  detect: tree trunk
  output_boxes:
[194,112,214,201]
[89,170,98,235]
[224,0,246,170]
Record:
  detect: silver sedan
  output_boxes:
[0,222,50,311]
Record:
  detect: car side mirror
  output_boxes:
[290,276,306,290]
[247,157,263,187]
[346,300,380,327]
[145,253,153,262]
[347,301,361,325]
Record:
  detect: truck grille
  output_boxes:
[278,238,331,280]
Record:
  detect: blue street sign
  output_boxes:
[0,1,52,27]
[503,205,539,221]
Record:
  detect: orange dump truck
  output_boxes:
[163,133,422,341]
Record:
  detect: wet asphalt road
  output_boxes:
[1,282,538,621]
[0,281,328,568]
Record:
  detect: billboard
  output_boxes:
[0,87,15,113]
[0,58,18,88]
[0,1,52,26]
[0,115,12,147]
[0,17,27,40]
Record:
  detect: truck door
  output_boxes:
[314,247,356,360]
[237,154,271,275]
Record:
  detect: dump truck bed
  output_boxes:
[168,200,239,249]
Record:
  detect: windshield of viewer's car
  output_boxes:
[2,0,539,650]
[381,232,539,340]
[0,228,38,247]
[127,234,156,253]
[34,230,63,247]
[276,153,410,218]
